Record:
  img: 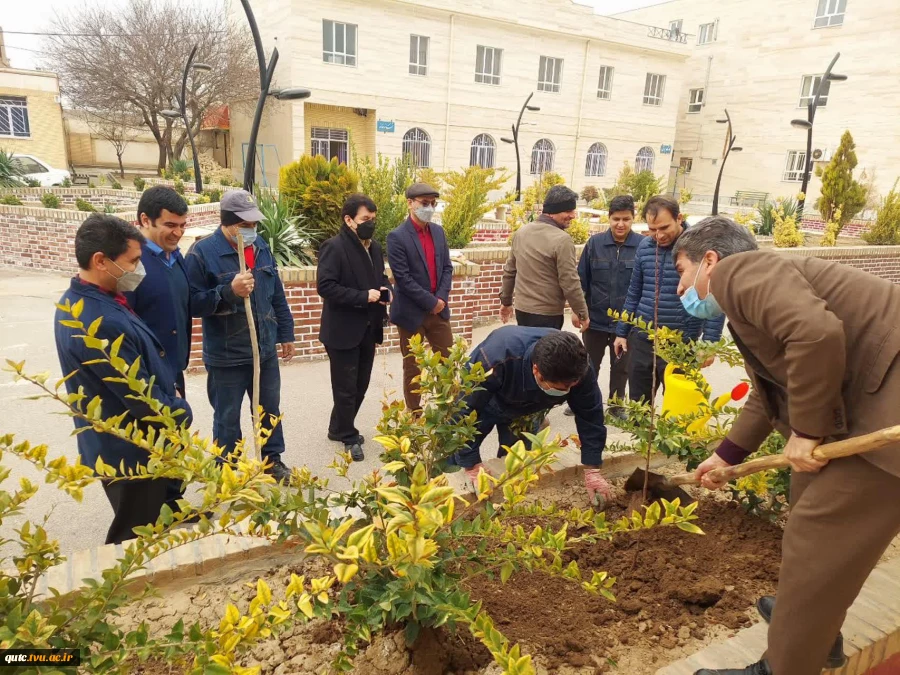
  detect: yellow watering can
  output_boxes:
[661,364,749,435]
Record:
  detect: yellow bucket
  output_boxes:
[661,364,711,434]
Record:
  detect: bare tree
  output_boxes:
[84,107,143,178]
[44,0,258,172]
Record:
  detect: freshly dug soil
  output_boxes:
[122,479,783,675]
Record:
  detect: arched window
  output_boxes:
[469,133,496,168]
[402,128,431,168]
[530,138,555,175]
[585,142,608,177]
[635,146,655,173]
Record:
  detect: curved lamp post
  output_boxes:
[790,52,847,216]
[160,45,211,193]
[500,92,541,202]
[711,109,742,215]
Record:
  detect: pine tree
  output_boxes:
[815,130,867,236]
[862,180,900,245]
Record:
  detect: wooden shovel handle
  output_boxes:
[666,424,900,488]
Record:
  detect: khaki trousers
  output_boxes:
[397,314,453,411]
[766,455,900,674]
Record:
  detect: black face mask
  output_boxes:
[356,219,376,240]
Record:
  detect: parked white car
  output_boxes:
[11,154,71,187]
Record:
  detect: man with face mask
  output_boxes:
[54,214,193,544]
[317,194,391,461]
[455,327,613,506]
[185,189,296,482]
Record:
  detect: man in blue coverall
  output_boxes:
[455,326,613,504]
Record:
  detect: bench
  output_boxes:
[730,190,768,207]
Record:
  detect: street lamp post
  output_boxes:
[500,92,541,202]
[790,52,847,216]
[711,109,743,216]
[160,45,211,193]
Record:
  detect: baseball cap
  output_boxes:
[220,189,264,222]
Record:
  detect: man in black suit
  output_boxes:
[317,194,391,461]
[387,182,454,411]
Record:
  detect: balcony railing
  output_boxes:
[648,26,688,43]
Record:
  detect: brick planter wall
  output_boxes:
[472,219,511,243]
[1,187,144,210]
[801,217,871,237]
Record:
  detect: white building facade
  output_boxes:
[617,0,900,209]
[228,0,691,192]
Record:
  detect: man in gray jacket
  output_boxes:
[499,185,590,332]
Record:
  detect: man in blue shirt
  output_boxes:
[185,190,295,482]
[456,327,612,505]
[54,214,193,544]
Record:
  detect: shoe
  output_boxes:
[345,443,365,462]
[564,406,575,417]
[756,596,846,668]
[264,457,292,483]
[694,661,771,675]
[329,432,365,444]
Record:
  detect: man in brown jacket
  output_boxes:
[672,216,900,675]
[499,185,590,331]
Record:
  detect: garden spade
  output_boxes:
[625,424,900,506]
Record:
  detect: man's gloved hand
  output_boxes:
[464,463,493,485]
[584,467,613,508]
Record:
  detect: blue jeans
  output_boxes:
[455,398,540,469]
[206,356,285,461]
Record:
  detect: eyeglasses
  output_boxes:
[415,199,438,208]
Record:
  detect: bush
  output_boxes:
[815,130,867,235]
[195,154,235,185]
[415,167,443,193]
[0,150,24,187]
[603,162,665,207]
[0,195,23,206]
[862,180,900,245]
[110,179,122,190]
[733,210,755,233]
[24,177,42,188]
[256,188,318,266]
[103,202,117,214]
[40,192,61,209]
[203,188,222,203]
[88,180,96,188]
[278,155,359,249]
[173,178,185,195]
[133,176,146,191]
[352,152,415,247]
[773,202,803,248]
[170,158,190,180]
[190,194,211,205]
[75,198,96,212]
[440,165,511,248]
[61,176,72,188]
[567,217,591,245]
[580,185,599,203]
[756,196,797,237]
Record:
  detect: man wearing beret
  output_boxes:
[387,182,455,412]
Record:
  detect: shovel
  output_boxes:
[624,424,900,506]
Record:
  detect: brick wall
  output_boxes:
[801,217,871,237]
[2,187,143,210]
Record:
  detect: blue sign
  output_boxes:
[660,144,673,154]
[377,120,395,133]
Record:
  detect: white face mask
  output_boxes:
[415,205,435,223]
[109,260,146,292]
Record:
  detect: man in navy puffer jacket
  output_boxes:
[613,195,724,403]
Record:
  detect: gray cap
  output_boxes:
[406,182,440,199]
[220,189,264,222]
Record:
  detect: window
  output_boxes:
[402,128,431,167]
[469,134,496,168]
[537,56,563,93]
[679,157,693,174]
[698,22,716,44]
[0,97,30,138]
[530,139,555,175]
[597,66,614,100]
[799,74,831,108]
[323,20,357,66]
[815,0,847,27]
[409,35,429,76]
[635,146,655,173]
[688,88,704,113]
[475,45,502,85]
[669,19,683,35]
[310,128,349,164]
[585,143,608,177]
[783,151,807,182]
[643,73,666,106]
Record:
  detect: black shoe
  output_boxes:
[756,596,846,668]
[345,443,365,462]
[564,406,575,417]
[694,661,771,675]
[264,457,292,483]
[329,432,365,444]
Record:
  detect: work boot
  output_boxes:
[345,442,365,462]
[757,596,847,668]
[694,661,771,675]
[329,432,365,444]
[264,457,292,483]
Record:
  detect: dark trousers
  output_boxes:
[398,314,454,411]
[515,310,564,330]
[456,398,540,468]
[627,333,667,404]
[102,478,171,545]
[325,329,377,444]
[583,329,629,406]
[206,356,285,461]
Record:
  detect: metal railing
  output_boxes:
[648,26,688,43]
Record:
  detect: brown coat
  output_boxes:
[717,251,900,478]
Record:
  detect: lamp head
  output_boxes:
[732,147,744,152]
[827,73,848,81]
[791,119,813,130]
[501,137,514,144]
[191,62,212,72]
[159,109,181,120]
[272,87,312,101]
[526,105,541,111]
[716,119,728,124]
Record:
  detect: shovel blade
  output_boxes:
[624,468,695,506]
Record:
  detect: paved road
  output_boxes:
[0,268,744,555]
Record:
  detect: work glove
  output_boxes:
[464,463,493,485]
[584,467,613,509]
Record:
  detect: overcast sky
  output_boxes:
[2,0,666,70]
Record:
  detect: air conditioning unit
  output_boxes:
[812,147,833,162]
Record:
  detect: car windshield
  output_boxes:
[12,157,46,174]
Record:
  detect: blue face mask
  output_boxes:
[680,263,724,320]
[233,225,257,247]
[542,386,569,397]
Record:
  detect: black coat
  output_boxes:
[317,225,390,350]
